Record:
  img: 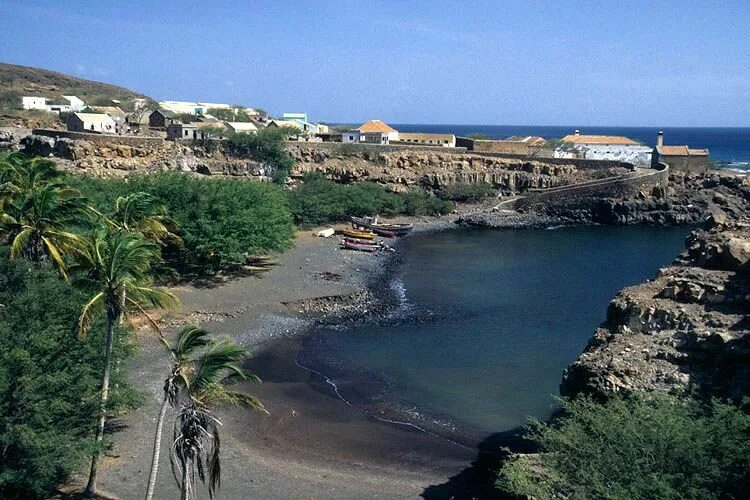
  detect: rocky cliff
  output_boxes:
[287,145,596,193]
[561,216,750,400]
[19,133,600,193]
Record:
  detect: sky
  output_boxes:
[1,0,749,127]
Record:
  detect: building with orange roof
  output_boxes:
[554,130,653,166]
[652,131,709,172]
[357,120,399,142]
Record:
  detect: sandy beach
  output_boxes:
[88,219,482,500]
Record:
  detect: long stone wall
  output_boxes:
[32,128,165,149]
[514,163,669,210]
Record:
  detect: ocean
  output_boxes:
[298,225,690,442]
[390,124,750,170]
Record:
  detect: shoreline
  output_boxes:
[96,218,481,500]
[93,196,731,499]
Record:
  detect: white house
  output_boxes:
[158,100,251,116]
[555,130,652,166]
[22,95,86,113]
[67,112,117,133]
[341,130,361,143]
[358,120,399,141]
[61,95,85,112]
[225,121,259,134]
[22,96,49,110]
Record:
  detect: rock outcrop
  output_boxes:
[561,219,750,400]
[288,146,590,193]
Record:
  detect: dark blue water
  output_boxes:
[392,124,750,169]
[301,226,689,437]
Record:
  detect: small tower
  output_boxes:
[657,131,664,147]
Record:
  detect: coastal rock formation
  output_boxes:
[289,147,588,192]
[561,220,750,400]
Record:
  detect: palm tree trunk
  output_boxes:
[144,393,169,500]
[85,308,116,497]
[181,456,191,500]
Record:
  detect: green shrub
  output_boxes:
[437,182,495,202]
[289,173,451,226]
[70,173,295,272]
[497,393,750,500]
[0,249,139,499]
[225,128,297,182]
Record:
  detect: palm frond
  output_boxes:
[78,292,105,337]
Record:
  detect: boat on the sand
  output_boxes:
[344,236,379,246]
[341,239,378,252]
[351,216,413,236]
[341,229,376,240]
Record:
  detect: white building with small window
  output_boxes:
[555,130,652,166]
[67,113,116,133]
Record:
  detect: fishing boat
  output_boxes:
[341,239,378,252]
[351,216,413,236]
[341,229,376,240]
[343,237,379,246]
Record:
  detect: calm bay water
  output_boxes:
[391,124,750,170]
[299,226,690,438]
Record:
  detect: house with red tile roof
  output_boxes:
[555,130,653,166]
[357,120,399,142]
[652,131,709,172]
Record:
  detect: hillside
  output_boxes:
[0,62,152,128]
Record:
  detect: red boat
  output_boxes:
[341,239,378,252]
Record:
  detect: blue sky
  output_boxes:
[1,0,749,126]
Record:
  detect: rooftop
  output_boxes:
[658,145,709,156]
[73,112,114,124]
[561,134,640,146]
[358,120,397,133]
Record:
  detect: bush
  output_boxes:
[0,249,139,499]
[497,394,750,500]
[225,128,297,182]
[437,182,495,202]
[70,173,295,272]
[289,173,452,226]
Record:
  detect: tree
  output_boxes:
[145,326,209,500]
[207,107,254,122]
[108,191,179,245]
[0,154,89,278]
[74,230,179,497]
[224,127,298,183]
[497,394,750,499]
[169,335,266,500]
[0,248,139,499]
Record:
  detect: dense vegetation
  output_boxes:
[225,127,300,182]
[207,106,256,122]
[0,245,139,499]
[288,173,454,226]
[437,182,495,202]
[497,393,750,499]
[70,173,295,273]
[0,153,264,498]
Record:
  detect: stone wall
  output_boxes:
[456,136,553,157]
[32,128,165,149]
[514,164,669,210]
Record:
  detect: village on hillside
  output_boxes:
[16,93,711,171]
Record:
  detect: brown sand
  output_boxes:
[92,224,475,499]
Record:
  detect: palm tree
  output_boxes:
[145,325,210,500]
[106,191,180,245]
[75,229,179,497]
[1,182,89,278]
[169,336,266,500]
[0,155,88,278]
